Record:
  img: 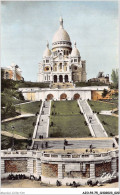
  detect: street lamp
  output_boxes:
[11,125,15,150]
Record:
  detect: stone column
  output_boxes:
[90,163,95,180]
[62,63,63,72]
[111,158,117,174]
[1,159,5,174]
[36,160,41,177]
[57,75,59,82]
[58,163,63,179]
[69,75,71,82]
[27,159,33,175]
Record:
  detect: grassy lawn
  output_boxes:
[1,135,30,150]
[88,100,117,112]
[15,101,41,114]
[98,115,118,136]
[1,116,37,138]
[49,101,90,138]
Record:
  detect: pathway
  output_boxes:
[14,100,37,106]
[78,100,108,137]
[2,101,37,109]
[33,138,117,150]
[1,114,35,123]
[1,131,27,140]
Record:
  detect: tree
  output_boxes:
[111,69,118,88]
[1,69,4,79]
[102,89,108,98]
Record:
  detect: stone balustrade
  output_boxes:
[41,150,118,163]
[1,149,118,160]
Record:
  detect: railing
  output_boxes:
[42,149,119,161]
[46,100,51,138]
[32,101,44,140]
[1,150,41,158]
[1,149,119,161]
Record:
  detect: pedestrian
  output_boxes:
[45,142,48,148]
[90,144,92,149]
[113,143,115,148]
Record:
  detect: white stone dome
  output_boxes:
[52,28,70,43]
[43,42,51,58]
[52,17,71,43]
[71,42,80,57]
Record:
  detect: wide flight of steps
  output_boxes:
[78,100,108,138]
[50,82,74,89]
[35,101,51,139]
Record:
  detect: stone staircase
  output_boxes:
[35,101,51,139]
[32,100,51,149]
[50,82,74,89]
[78,100,108,138]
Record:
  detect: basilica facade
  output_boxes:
[38,18,87,83]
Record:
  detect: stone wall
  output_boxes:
[117,158,119,172]
[95,162,111,177]
[33,160,36,174]
[41,163,58,178]
[91,91,103,100]
[62,164,90,178]
[5,160,27,173]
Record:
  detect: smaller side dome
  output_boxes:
[43,41,51,58]
[71,42,80,57]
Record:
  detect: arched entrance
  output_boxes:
[47,94,53,100]
[73,93,80,100]
[54,75,57,83]
[59,75,63,82]
[60,93,67,100]
[65,75,68,82]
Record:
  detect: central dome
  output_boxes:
[52,28,70,43]
[52,17,71,44]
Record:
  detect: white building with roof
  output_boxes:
[38,17,87,83]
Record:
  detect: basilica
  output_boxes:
[38,17,87,83]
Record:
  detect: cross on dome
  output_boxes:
[47,41,49,48]
[59,17,63,29]
[74,42,77,47]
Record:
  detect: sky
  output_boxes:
[1,1,119,82]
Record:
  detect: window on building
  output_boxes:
[74,59,77,62]
[46,60,49,63]
[74,66,77,70]
[71,59,73,63]
[60,63,62,69]
[5,72,9,79]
